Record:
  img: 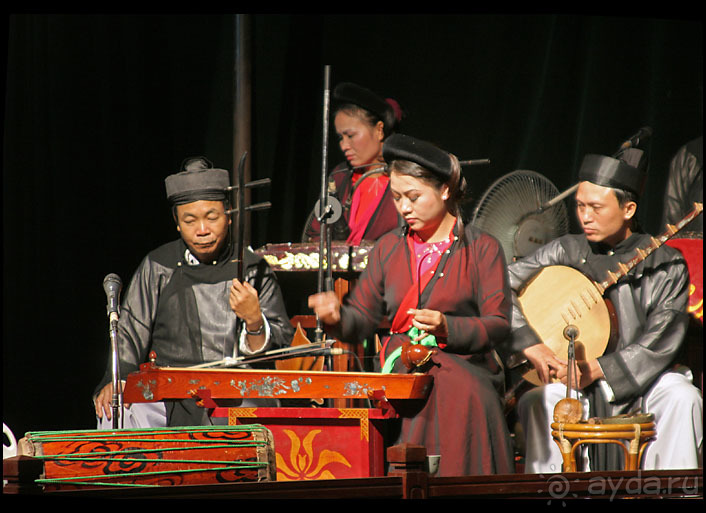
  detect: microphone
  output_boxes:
[619,126,653,150]
[563,324,580,341]
[103,273,122,324]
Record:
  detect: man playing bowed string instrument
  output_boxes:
[93,157,294,428]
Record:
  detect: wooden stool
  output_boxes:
[551,420,656,472]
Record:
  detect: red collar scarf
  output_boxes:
[346,172,389,246]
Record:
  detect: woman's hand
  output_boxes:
[407,308,448,340]
[308,292,341,325]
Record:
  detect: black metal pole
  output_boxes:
[315,65,332,346]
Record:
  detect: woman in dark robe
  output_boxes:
[309,134,515,476]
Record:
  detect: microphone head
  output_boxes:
[103,273,122,321]
[563,324,579,340]
[103,273,122,294]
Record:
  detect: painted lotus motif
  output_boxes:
[275,429,351,480]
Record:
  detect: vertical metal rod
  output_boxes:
[563,325,579,399]
[109,322,122,429]
[315,65,332,345]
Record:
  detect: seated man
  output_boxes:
[503,148,703,472]
[94,158,294,428]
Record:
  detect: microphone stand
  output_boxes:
[108,313,122,429]
[315,64,332,348]
[314,65,340,369]
[103,273,123,429]
[552,325,583,424]
[564,325,578,400]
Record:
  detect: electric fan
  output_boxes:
[471,170,570,262]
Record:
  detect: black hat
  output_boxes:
[578,148,648,197]
[165,168,230,206]
[334,82,393,123]
[383,134,453,181]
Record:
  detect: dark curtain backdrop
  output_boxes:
[2,14,702,439]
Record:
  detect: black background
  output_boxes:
[2,14,702,439]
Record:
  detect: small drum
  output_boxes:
[17,425,275,490]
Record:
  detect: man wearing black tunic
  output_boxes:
[504,148,703,471]
[94,159,294,427]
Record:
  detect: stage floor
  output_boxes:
[4,455,702,500]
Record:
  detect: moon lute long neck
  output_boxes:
[595,202,703,294]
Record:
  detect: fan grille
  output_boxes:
[471,170,569,261]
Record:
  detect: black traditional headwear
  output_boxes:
[165,167,230,206]
[383,133,453,181]
[578,148,648,197]
[180,155,213,172]
[334,82,394,125]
